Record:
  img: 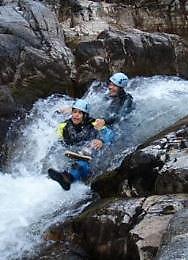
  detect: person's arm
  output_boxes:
[58,106,72,114]
[92,120,114,145]
[98,127,114,144]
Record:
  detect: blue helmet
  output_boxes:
[72,99,89,113]
[109,72,128,88]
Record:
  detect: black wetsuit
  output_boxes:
[60,118,98,145]
[104,88,133,125]
[85,80,133,125]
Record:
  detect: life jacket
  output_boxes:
[57,118,98,145]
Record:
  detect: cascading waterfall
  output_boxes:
[1,76,188,259]
[1,95,93,260]
[84,76,188,169]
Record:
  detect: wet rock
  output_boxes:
[38,221,88,260]
[156,208,188,260]
[155,154,188,194]
[43,222,74,242]
[121,117,188,196]
[34,241,88,260]
[0,85,17,117]
[75,29,188,86]
[91,168,127,198]
[0,0,76,106]
[41,194,188,259]
[129,194,188,260]
[154,127,188,194]
[0,84,20,164]
[129,0,188,37]
[121,147,163,196]
[41,197,144,259]
[92,117,188,198]
[91,144,164,198]
[58,0,133,44]
[73,197,144,259]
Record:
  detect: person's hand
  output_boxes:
[93,119,105,130]
[91,139,103,150]
[58,107,71,114]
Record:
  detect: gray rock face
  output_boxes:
[118,117,188,196]
[0,0,76,105]
[129,0,188,37]
[57,0,129,43]
[42,194,188,260]
[156,208,188,260]
[75,29,188,86]
[71,198,145,259]
[0,0,77,155]
[53,0,188,44]
[37,0,187,73]
[92,117,188,198]
[130,194,188,260]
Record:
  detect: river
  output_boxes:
[1,76,188,259]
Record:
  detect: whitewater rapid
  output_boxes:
[1,76,188,259]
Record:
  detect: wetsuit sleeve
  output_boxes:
[91,120,114,144]
[105,93,133,125]
[97,126,114,144]
[56,122,67,138]
[104,113,119,125]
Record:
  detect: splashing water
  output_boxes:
[1,95,92,259]
[1,76,188,259]
[0,172,91,260]
[84,76,188,169]
[124,76,188,145]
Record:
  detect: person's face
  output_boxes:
[71,109,84,125]
[108,81,120,96]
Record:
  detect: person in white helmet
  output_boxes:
[48,99,114,190]
[94,72,133,129]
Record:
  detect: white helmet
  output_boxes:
[72,99,89,113]
[109,72,128,88]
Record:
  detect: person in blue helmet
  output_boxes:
[59,73,133,128]
[48,99,114,190]
[94,72,133,129]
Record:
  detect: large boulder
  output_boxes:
[51,0,188,45]
[129,194,188,260]
[0,0,76,106]
[128,0,188,37]
[156,208,188,260]
[124,117,188,196]
[42,194,188,259]
[0,0,77,156]
[57,0,133,44]
[44,197,145,260]
[43,0,187,53]
[75,29,188,87]
[91,116,188,198]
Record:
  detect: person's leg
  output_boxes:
[48,168,73,190]
[48,160,91,190]
[70,160,91,181]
